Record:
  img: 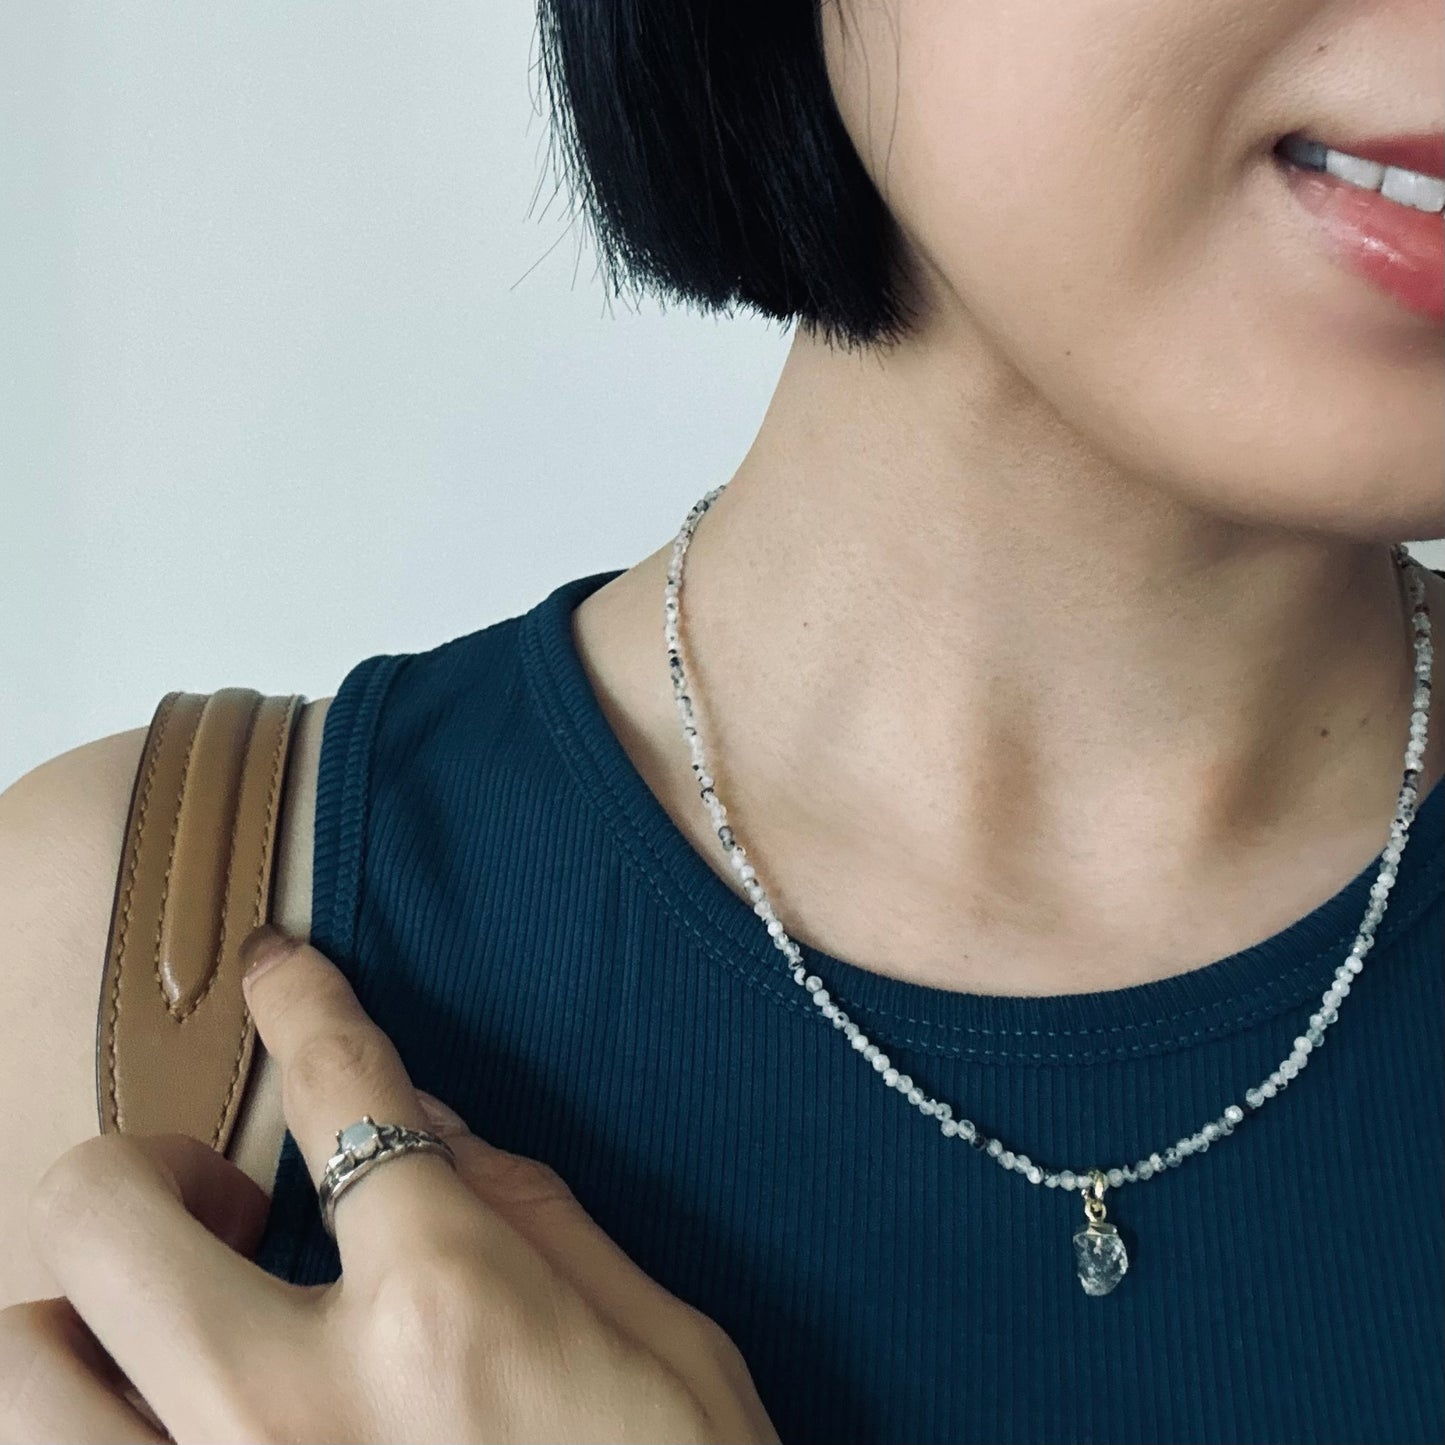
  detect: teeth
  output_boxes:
[1326,149,1387,190]
[1276,132,1445,214]
[1381,165,1445,211]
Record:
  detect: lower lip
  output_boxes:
[1274,155,1444,325]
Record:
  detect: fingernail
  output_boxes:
[239,924,298,988]
[416,1091,468,1134]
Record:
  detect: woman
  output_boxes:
[1,0,1442,1440]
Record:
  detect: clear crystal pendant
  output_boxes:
[1072,1168,1129,1296]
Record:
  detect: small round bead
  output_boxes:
[1059,1170,1077,1190]
[907,1088,924,1105]
[804,974,823,992]
[941,1120,959,1138]
[1225,1104,1244,1124]
[1137,1161,1155,1180]
[882,1068,899,1086]
[1107,1167,1125,1188]
[986,1139,1003,1157]
[1000,1150,1015,1168]
[1026,1166,1044,1184]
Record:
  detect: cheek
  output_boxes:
[833,0,1445,538]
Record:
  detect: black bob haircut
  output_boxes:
[535,0,918,352]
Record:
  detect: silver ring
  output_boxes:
[316,1114,457,1239]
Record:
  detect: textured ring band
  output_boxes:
[317,1114,458,1239]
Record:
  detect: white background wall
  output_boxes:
[1,2,792,788]
[3,4,1441,790]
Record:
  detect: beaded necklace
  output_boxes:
[663,486,1434,1294]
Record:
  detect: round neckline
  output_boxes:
[519,567,1445,1064]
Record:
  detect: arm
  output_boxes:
[0,698,331,1308]
[0,727,150,1308]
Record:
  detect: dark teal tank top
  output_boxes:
[252,568,1445,1445]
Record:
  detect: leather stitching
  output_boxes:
[209,694,295,1148]
[104,690,186,1131]
[171,692,263,1022]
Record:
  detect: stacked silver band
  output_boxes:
[317,1114,457,1239]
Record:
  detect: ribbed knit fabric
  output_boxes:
[252,567,1445,1445]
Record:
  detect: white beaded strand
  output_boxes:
[664,483,1433,1199]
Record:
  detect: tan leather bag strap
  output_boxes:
[96,688,308,1151]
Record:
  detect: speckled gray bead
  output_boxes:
[667,501,1433,1198]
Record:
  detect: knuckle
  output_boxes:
[671,1302,752,1381]
[368,1256,493,1362]
[28,1135,135,1244]
[684,1306,738,1359]
[473,1149,575,1209]
[287,1025,395,1100]
[367,1251,575,1377]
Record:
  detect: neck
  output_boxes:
[574,327,1443,995]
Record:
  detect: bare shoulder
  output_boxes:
[0,696,332,1307]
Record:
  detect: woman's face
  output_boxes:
[821,0,1444,540]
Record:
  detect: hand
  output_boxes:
[0,929,780,1444]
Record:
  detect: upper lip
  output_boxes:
[1291,131,1445,180]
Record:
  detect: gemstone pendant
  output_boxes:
[1072,1168,1128,1296]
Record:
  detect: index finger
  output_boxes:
[238,928,480,1274]
[27,1132,281,1438]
